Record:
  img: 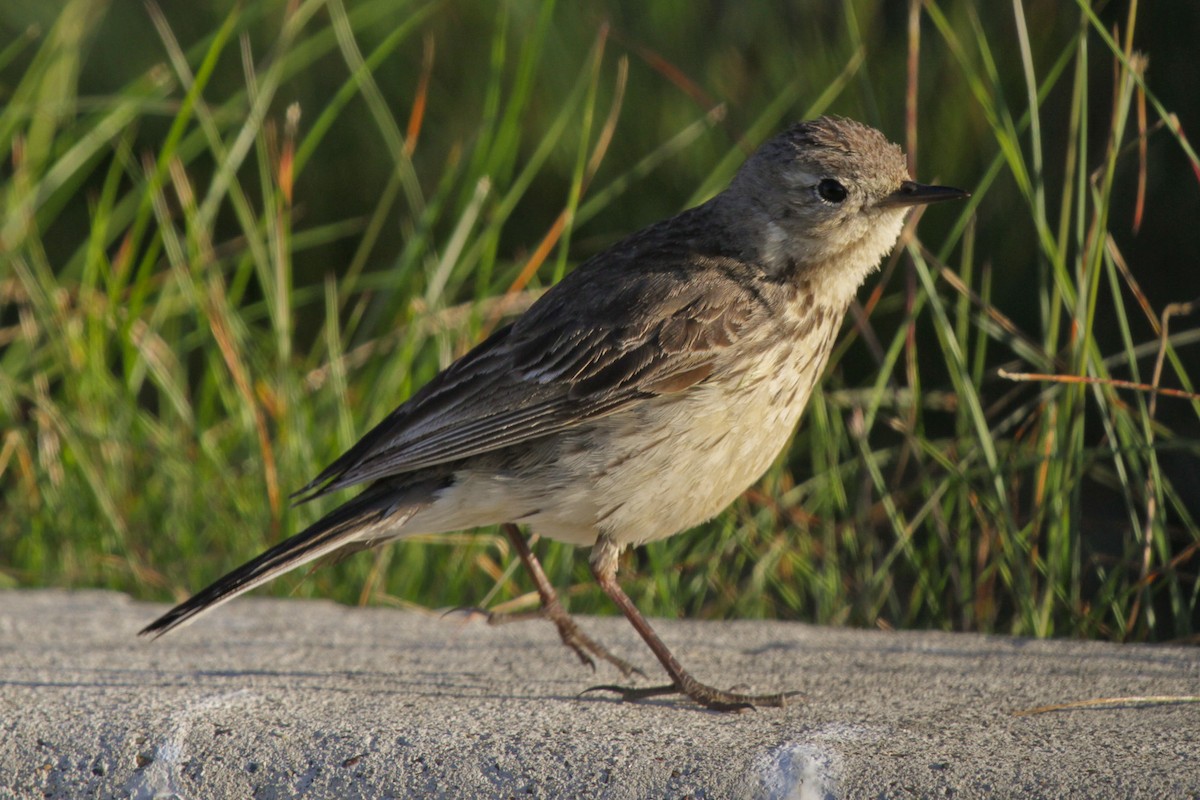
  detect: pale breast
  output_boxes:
[413,297,845,549]
[526,302,843,548]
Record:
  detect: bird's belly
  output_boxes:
[604,375,811,545]
[406,330,831,549]
[524,360,818,548]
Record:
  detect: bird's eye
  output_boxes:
[816,178,848,204]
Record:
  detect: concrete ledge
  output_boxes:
[1,590,1196,798]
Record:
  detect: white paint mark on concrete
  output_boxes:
[752,724,883,800]
[755,742,840,800]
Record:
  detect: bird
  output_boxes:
[141,115,968,711]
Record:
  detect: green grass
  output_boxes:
[2,0,1198,643]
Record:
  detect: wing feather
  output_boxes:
[297,245,767,502]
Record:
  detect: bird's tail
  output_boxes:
[139,480,435,638]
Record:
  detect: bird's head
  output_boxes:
[723,116,967,303]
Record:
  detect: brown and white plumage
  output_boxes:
[141,117,966,710]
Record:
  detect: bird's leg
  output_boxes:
[484,523,643,679]
[583,534,799,712]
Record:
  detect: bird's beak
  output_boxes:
[880,180,970,208]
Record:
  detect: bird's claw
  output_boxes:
[581,680,800,712]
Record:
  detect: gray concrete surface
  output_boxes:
[0,590,1196,799]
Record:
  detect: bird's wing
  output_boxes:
[296,254,768,501]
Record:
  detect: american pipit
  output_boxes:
[142,116,967,711]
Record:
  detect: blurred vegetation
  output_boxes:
[2,0,1198,645]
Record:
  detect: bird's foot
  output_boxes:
[533,605,646,679]
[451,604,645,679]
[583,675,800,712]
